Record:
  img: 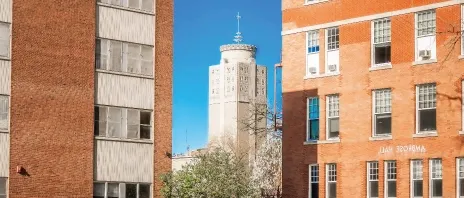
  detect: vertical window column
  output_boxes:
[309,164,319,198]
[372,18,391,66]
[0,96,8,131]
[0,177,6,198]
[0,23,10,58]
[367,161,379,198]
[306,30,320,76]
[307,97,319,141]
[416,83,437,133]
[457,158,464,197]
[411,160,424,198]
[415,10,436,61]
[385,161,396,198]
[373,89,392,136]
[326,95,339,139]
[430,159,442,198]
[326,163,337,198]
[326,27,339,73]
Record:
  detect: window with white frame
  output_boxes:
[372,18,391,65]
[457,158,464,197]
[0,177,6,198]
[462,5,464,55]
[306,30,320,76]
[367,161,379,198]
[411,160,423,198]
[416,83,436,133]
[309,164,319,198]
[326,27,339,73]
[96,39,154,76]
[307,97,319,141]
[94,182,151,198]
[373,89,391,136]
[95,106,152,140]
[430,159,442,197]
[0,22,9,58]
[305,0,326,4]
[98,0,154,12]
[0,96,8,131]
[385,161,396,198]
[415,10,436,61]
[326,95,339,139]
[326,163,336,198]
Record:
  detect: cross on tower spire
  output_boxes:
[233,12,243,43]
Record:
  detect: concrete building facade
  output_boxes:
[0,0,172,197]
[282,0,464,197]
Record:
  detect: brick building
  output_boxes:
[282,0,464,197]
[0,0,172,197]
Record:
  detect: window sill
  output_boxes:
[412,59,437,66]
[95,136,153,144]
[304,140,318,145]
[304,0,329,6]
[304,72,340,79]
[369,64,392,71]
[97,2,155,15]
[0,56,10,61]
[369,136,392,141]
[459,131,464,135]
[459,55,464,59]
[96,69,154,79]
[303,139,340,145]
[0,130,8,133]
[412,132,437,138]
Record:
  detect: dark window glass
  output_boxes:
[432,179,442,197]
[375,114,391,135]
[328,183,336,198]
[413,180,423,197]
[419,109,436,131]
[387,181,396,197]
[311,183,318,198]
[374,44,391,64]
[126,184,137,198]
[139,184,151,198]
[369,181,378,197]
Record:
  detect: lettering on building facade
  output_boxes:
[379,145,426,154]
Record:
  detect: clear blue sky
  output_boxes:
[173,0,282,154]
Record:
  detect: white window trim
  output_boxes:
[372,89,392,138]
[306,97,319,142]
[0,95,9,133]
[306,30,320,76]
[97,0,155,14]
[304,0,329,6]
[326,163,336,198]
[429,159,442,198]
[94,181,152,198]
[410,159,423,198]
[0,22,11,60]
[415,84,437,134]
[384,161,397,198]
[326,95,339,140]
[461,80,464,134]
[457,158,464,198]
[309,164,319,198]
[325,27,340,74]
[367,161,379,198]
[414,10,437,63]
[370,18,392,68]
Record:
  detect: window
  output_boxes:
[0,96,8,131]
[307,31,320,53]
[96,39,153,76]
[309,164,319,198]
[372,18,391,65]
[94,182,151,198]
[0,177,6,198]
[417,10,436,37]
[385,161,396,198]
[326,164,336,198]
[327,27,339,51]
[411,160,423,198]
[429,159,442,197]
[95,106,152,140]
[326,95,339,139]
[326,27,339,73]
[416,84,436,133]
[367,161,379,198]
[98,0,154,12]
[306,30,320,76]
[457,158,464,197]
[307,97,319,141]
[373,89,391,136]
[415,10,436,61]
[0,23,9,58]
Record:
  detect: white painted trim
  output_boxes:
[97,2,155,15]
[308,164,318,198]
[372,90,376,138]
[369,136,392,141]
[304,72,340,79]
[457,158,460,198]
[94,136,153,144]
[412,132,438,138]
[369,64,393,71]
[304,0,330,6]
[96,69,154,80]
[412,59,438,66]
[306,97,310,141]
[282,0,463,36]
[415,85,419,134]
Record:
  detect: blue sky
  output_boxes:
[173,0,282,154]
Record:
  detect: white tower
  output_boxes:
[208,13,267,160]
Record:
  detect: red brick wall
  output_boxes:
[9,1,95,197]
[153,0,173,197]
[282,3,464,198]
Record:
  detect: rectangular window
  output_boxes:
[385,161,397,198]
[430,159,442,197]
[307,97,319,141]
[99,0,154,12]
[326,163,336,198]
[0,177,6,198]
[94,182,152,198]
[327,27,339,51]
[373,89,391,136]
[326,95,339,139]
[95,106,152,140]
[415,10,436,61]
[306,30,320,76]
[457,158,464,197]
[417,10,436,37]
[0,96,8,131]
[0,23,9,58]
[307,31,320,53]
[416,83,436,133]
[367,161,379,198]
[411,160,423,198]
[372,18,391,65]
[309,164,319,198]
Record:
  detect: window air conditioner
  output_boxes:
[309,67,317,74]
[419,50,431,60]
[328,64,337,72]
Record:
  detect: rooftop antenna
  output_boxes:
[185,129,190,154]
[233,12,243,43]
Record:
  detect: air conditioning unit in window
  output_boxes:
[419,50,431,60]
[328,64,338,72]
[309,67,317,74]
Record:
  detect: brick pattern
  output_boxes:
[282,3,464,198]
[153,0,173,197]
[9,0,95,197]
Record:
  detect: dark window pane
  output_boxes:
[413,180,423,196]
[375,114,391,135]
[107,183,119,198]
[329,118,339,137]
[328,183,336,198]
[94,106,99,120]
[310,119,319,140]
[374,44,391,64]
[139,184,150,198]
[311,183,319,198]
[0,178,6,195]
[460,179,464,196]
[140,111,151,125]
[126,184,137,198]
[419,109,436,131]
[93,183,105,198]
[140,126,151,139]
[387,181,396,197]
[432,179,442,197]
[369,181,378,197]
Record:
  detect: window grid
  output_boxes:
[430,159,442,179]
[418,84,436,110]
[0,96,8,131]
[327,95,339,118]
[307,31,320,53]
[327,164,337,182]
[373,18,391,44]
[417,10,436,37]
[307,97,319,141]
[386,161,397,180]
[95,106,152,140]
[412,160,423,180]
[374,89,391,114]
[311,165,319,183]
[327,27,339,50]
[93,182,151,198]
[368,161,379,181]
[458,158,464,197]
[430,159,443,197]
